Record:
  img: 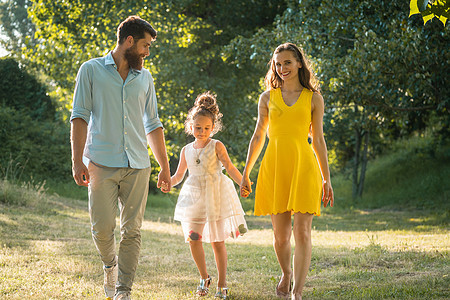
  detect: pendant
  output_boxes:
[196,159,201,164]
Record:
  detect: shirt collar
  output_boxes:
[104,51,142,74]
[131,67,142,74]
[105,51,116,66]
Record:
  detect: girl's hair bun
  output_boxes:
[184,91,223,136]
[194,91,219,116]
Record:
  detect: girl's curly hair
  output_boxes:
[184,91,223,136]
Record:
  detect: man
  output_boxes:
[70,16,171,300]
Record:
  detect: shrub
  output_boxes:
[0,106,71,182]
[0,58,56,121]
[0,179,47,206]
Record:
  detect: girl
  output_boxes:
[171,91,248,299]
[240,43,334,300]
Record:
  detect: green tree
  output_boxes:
[0,58,69,181]
[0,107,70,181]
[0,0,36,56]
[0,58,55,120]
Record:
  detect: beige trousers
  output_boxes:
[88,161,150,293]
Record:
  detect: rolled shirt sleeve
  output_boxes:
[144,75,163,134]
[70,62,93,124]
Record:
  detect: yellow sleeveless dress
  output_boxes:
[255,88,322,216]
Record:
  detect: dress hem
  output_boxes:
[254,209,320,217]
[174,212,245,224]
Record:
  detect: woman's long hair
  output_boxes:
[264,43,320,93]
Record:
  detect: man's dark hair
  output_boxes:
[117,16,157,44]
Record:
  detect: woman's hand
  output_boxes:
[322,180,334,207]
[240,175,253,198]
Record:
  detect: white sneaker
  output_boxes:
[114,291,131,300]
[103,257,118,299]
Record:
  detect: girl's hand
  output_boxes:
[240,176,253,198]
[322,180,334,207]
[241,187,250,198]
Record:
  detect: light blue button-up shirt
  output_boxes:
[70,52,163,169]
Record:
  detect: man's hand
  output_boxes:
[72,160,89,187]
[157,168,171,193]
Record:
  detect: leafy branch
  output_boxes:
[409,0,449,26]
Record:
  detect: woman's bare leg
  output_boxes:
[271,212,293,295]
[291,212,313,298]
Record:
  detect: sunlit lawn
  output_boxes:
[0,191,448,299]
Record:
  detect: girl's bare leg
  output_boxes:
[189,240,208,279]
[211,241,227,288]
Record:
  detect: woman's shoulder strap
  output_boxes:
[269,88,280,99]
[300,88,314,103]
[267,88,280,106]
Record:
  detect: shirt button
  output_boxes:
[125,147,128,150]
[124,116,127,119]
[125,132,127,135]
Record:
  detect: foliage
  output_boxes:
[409,0,449,26]
[332,134,450,211]
[0,57,56,120]
[0,106,71,182]
[0,0,36,54]
[0,56,70,182]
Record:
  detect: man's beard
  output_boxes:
[124,45,144,70]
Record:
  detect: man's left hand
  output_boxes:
[157,169,171,193]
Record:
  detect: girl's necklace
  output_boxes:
[194,142,206,164]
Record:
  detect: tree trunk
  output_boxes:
[357,129,370,198]
[352,127,361,199]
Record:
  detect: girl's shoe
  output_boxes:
[196,275,211,296]
[214,287,228,299]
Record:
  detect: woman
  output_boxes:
[240,43,334,300]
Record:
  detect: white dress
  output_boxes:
[174,139,248,243]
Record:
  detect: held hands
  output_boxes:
[72,160,90,187]
[157,168,172,193]
[322,180,334,207]
[240,176,253,198]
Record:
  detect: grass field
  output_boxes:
[0,182,448,299]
